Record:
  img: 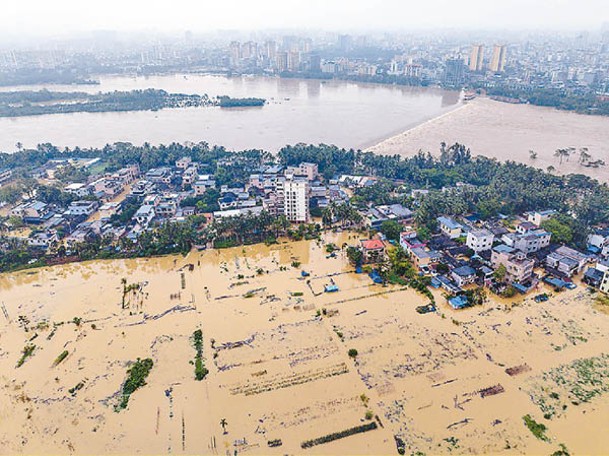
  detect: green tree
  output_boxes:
[541,218,573,245]
[494,264,507,281]
[346,246,363,266]
[379,220,402,241]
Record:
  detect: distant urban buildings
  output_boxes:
[443,57,466,87]
[469,44,484,71]
[490,44,507,73]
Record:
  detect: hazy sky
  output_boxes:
[3,0,609,36]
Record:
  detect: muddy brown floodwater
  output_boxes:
[368,97,609,182]
[1,233,609,454]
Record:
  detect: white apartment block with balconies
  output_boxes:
[466,228,495,253]
[281,177,309,223]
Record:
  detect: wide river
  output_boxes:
[0,74,460,152]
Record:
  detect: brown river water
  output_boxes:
[0,74,460,152]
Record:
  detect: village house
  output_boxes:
[0,167,12,186]
[451,265,477,287]
[528,210,556,226]
[583,267,605,288]
[360,239,386,263]
[176,156,192,169]
[516,221,538,234]
[98,202,123,220]
[437,216,463,239]
[27,231,58,249]
[89,177,123,199]
[587,230,609,257]
[65,200,99,217]
[411,247,442,271]
[65,223,95,245]
[64,183,92,198]
[134,205,155,226]
[601,269,609,294]
[545,245,589,277]
[182,166,199,186]
[366,204,413,229]
[108,165,140,184]
[466,228,494,253]
[145,167,174,185]
[285,162,318,181]
[212,206,264,220]
[491,244,535,284]
[503,229,552,254]
[10,200,52,224]
[130,179,156,197]
[193,175,216,195]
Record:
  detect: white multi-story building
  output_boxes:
[193,175,216,195]
[491,245,535,284]
[513,229,552,254]
[176,157,192,169]
[601,269,609,294]
[66,200,98,217]
[64,183,91,198]
[528,210,556,226]
[280,176,309,222]
[466,228,495,253]
[285,162,319,181]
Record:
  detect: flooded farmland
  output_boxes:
[1,234,609,454]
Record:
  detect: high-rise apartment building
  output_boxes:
[443,58,465,87]
[469,44,484,71]
[229,41,241,66]
[287,51,300,72]
[275,51,288,72]
[490,44,507,72]
[280,176,310,223]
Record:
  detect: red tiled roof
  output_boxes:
[360,239,385,250]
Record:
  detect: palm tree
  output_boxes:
[528,150,537,160]
[121,278,127,309]
[554,148,569,165]
[578,147,591,165]
[220,418,228,434]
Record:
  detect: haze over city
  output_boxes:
[3,0,609,38]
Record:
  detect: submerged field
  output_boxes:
[1,233,609,454]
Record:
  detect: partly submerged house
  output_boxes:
[360,239,386,263]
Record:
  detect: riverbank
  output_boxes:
[1,234,609,454]
[367,97,609,182]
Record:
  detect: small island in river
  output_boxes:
[0,89,266,117]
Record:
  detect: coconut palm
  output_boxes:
[554,148,570,165]
[578,147,591,165]
[220,418,228,434]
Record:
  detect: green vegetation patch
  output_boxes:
[16,344,36,368]
[301,422,378,449]
[526,354,609,419]
[192,329,209,381]
[53,350,69,367]
[116,357,154,411]
[522,414,549,441]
